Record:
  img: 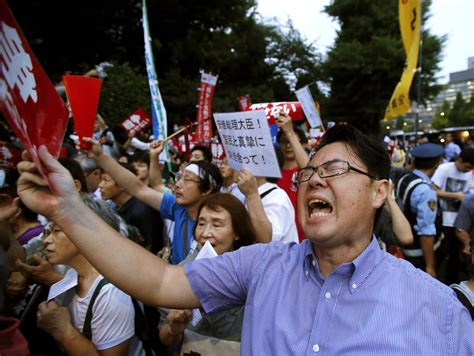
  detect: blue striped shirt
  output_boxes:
[185,237,473,355]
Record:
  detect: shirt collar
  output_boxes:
[302,236,384,293]
[349,236,385,294]
[412,169,432,183]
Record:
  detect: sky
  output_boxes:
[257,0,474,84]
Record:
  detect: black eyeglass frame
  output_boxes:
[295,159,377,185]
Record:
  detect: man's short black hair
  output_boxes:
[59,158,88,193]
[314,124,390,180]
[191,145,213,162]
[129,151,150,167]
[460,147,474,165]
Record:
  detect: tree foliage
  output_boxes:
[10,0,321,130]
[432,94,474,129]
[321,0,444,134]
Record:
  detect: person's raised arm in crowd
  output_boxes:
[149,140,166,192]
[236,169,272,243]
[385,180,414,245]
[17,146,199,309]
[276,113,309,169]
[83,137,163,211]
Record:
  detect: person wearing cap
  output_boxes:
[396,143,444,277]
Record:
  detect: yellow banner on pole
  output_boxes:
[384,0,421,121]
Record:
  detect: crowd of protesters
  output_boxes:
[0,96,473,354]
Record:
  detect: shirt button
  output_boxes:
[312,259,316,267]
[324,292,331,300]
[352,283,358,289]
[305,270,309,276]
[312,344,320,352]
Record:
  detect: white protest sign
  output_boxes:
[214,110,281,178]
[295,86,322,129]
[48,268,78,301]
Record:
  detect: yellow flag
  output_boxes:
[384,0,421,121]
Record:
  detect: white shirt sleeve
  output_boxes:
[131,137,150,151]
[259,184,299,243]
[91,284,135,350]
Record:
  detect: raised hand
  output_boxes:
[275,112,294,135]
[81,137,103,159]
[236,169,259,198]
[150,140,164,158]
[17,146,82,222]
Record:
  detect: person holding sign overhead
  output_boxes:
[276,112,310,242]
[16,124,473,354]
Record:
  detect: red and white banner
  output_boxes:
[120,108,152,137]
[237,95,251,111]
[196,71,218,143]
[210,140,225,162]
[246,102,304,124]
[0,0,68,177]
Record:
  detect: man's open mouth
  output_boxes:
[308,199,333,217]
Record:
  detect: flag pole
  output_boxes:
[414,0,424,141]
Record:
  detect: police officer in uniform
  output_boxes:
[396,143,444,278]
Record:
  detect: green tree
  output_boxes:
[10,0,322,131]
[321,0,444,134]
[431,100,450,130]
[98,63,151,128]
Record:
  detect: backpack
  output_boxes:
[395,173,443,254]
[82,278,157,356]
[395,173,427,213]
[451,287,474,320]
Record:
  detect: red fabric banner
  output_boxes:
[120,108,152,137]
[196,71,218,143]
[246,102,304,125]
[237,95,251,111]
[0,0,68,176]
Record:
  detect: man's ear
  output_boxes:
[73,179,82,192]
[372,179,389,209]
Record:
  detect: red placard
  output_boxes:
[0,0,68,177]
[237,95,251,111]
[246,102,304,125]
[63,75,102,149]
[196,71,218,143]
[120,108,152,137]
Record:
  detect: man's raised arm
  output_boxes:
[83,138,164,210]
[17,146,199,309]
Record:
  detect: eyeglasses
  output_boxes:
[175,173,200,185]
[294,159,377,185]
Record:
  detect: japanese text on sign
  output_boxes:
[214,110,281,178]
[120,108,152,137]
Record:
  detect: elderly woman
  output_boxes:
[158,193,256,353]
